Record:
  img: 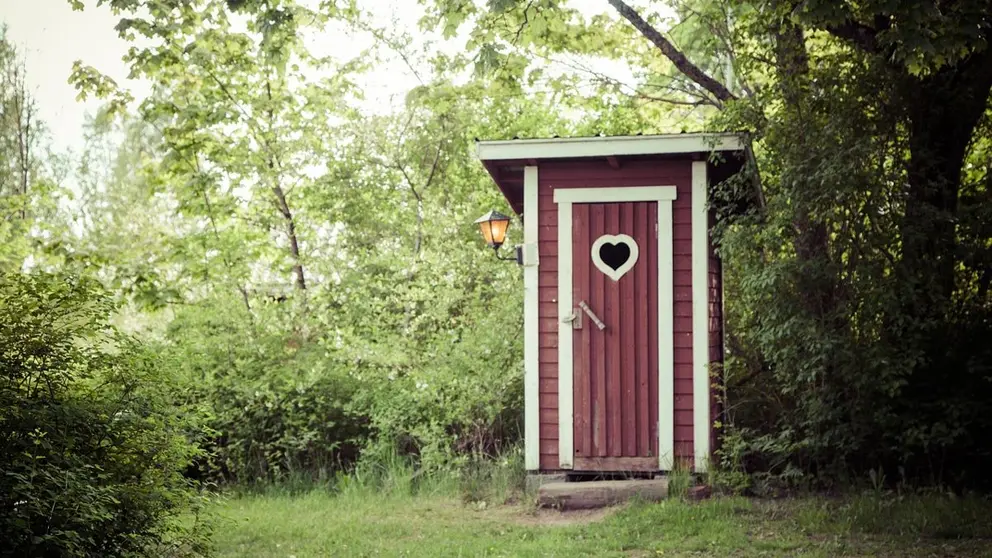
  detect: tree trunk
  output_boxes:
[271,182,307,291]
[774,21,836,319]
[901,51,992,308]
[607,0,737,107]
[264,79,307,291]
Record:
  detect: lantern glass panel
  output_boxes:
[487,218,509,247]
[475,211,511,249]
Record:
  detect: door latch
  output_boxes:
[562,310,583,330]
[578,300,606,331]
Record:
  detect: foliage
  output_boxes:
[161,295,367,484]
[0,273,209,557]
[706,1,992,488]
[58,0,555,479]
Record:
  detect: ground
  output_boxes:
[210,490,992,557]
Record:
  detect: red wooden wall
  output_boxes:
[536,158,716,471]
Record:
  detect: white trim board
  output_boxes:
[691,161,711,472]
[556,196,574,468]
[553,185,676,470]
[554,186,678,204]
[523,166,540,470]
[478,133,744,162]
[658,202,675,471]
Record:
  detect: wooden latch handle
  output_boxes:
[578,300,606,331]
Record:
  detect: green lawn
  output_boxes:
[210,489,992,557]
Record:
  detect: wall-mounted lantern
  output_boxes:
[475,210,520,263]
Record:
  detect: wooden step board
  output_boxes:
[538,478,669,510]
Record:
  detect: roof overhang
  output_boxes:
[476,133,749,215]
[477,133,745,162]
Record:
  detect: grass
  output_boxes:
[209,487,992,557]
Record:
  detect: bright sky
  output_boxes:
[0,0,144,153]
[0,0,637,154]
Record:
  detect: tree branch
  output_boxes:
[551,54,720,107]
[607,0,737,106]
[825,20,880,53]
[636,92,711,107]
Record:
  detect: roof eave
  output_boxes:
[475,133,746,162]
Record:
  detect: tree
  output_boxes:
[0,27,77,274]
[73,0,367,310]
[0,28,40,268]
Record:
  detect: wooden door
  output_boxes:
[571,202,659,471]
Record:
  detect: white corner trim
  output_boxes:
[691,161,711,472]
[477,133,744,161]
[523,166,540,471]
[658,201,675,470]
[556,198,574,469]
[591,234,639,282]
[554,186,677,204]
[555,186,677,471]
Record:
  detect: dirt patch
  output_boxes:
[487,503,624,527]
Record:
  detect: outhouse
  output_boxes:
[476,133,747,475]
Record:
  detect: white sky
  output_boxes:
[0,0,146,153]
[0,0,639,155]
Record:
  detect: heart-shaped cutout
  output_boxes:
[591,234,639,282]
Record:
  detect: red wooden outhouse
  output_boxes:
[476,133,746,475]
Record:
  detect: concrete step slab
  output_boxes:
[538,478,669,510]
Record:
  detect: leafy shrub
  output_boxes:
[336,250,525,470]
[161,296,367,484]
[158,241,523,485]
[0,273,209,557]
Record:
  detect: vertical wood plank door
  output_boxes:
[571,201,659,471]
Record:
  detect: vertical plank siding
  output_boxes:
[590,204,606,456]
[621,203,637,457]
[536,158,698,471]
[635,202,650,457]
[573,204,591,459]
[571,201,657,462]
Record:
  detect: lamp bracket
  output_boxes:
[518,243,539,267]
[493,244,518,262]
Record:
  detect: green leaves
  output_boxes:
[69,62,134,115]
[0,273,208,556]
[796,0,992,74]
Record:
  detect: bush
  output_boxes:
[335,249,525,471]
[0,273,208,557]
[161,296,367,485]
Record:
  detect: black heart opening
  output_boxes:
[599,242,631,271]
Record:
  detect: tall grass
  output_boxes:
[666,458,693,500]
[457,446,527,505]
[222,445,527,507]
[820,492,992,539]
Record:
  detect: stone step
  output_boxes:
[538,478,670,510]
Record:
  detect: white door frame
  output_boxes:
[553,186,677,470]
